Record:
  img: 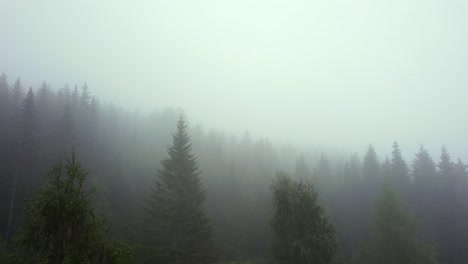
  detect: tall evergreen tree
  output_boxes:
[146,116,214,264]
[410,146,438,244]
[436,147,464,264]
[412,146,437,186]
[80,83,91,109]
[390,142,409,191]
[315,152,333,194]
[294,153,311,182]
[0,73,9,124]
[362,144,380,182]
[438,146,454,180]
[352,185,438,264]
[271,172,337,264]
[11,78,23,109]
[381,156,391,180]
[5,88,38,244]
[454,159,467,180]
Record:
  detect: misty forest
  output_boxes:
[0,75,467,264]
[1,0,468,263]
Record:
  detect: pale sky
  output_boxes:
[1,0,467,160]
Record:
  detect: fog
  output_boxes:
[1,0,467,160]
[1,1,468,263]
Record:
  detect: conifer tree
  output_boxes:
[438,146,454,180]
[294,153,311,182]
[381,156,391,180]
[412,146,437,186]
[5,88,38,244]
[0,74,9,125]
[11,78,23,109]
[80,83,91,109]
[411,145,438,240]
[436,147,464,263]
[352,185,438,264]
[146,116,214,264]
[390,142,409,191]
[362,145,380,182]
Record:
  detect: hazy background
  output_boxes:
[1,0,467,159]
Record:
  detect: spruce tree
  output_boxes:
[438,146,454,180]
[352,185,438,264]
[381,156,391,180]
[436,147,464,263]
[146,116,214,264]
[294,153,311,182]
[271,172,337,264]
[362,144,380,182]
[411,146,438,240]
[0,74,9,126]
[5,88,38,244]
[11,78,23,109]
[390,142,409,191]
[412,146,437,186]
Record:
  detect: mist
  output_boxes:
[1,0,468,263]
[1,0,467,159]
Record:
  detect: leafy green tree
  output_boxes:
[271,172,337,264]
[13,151,133,264]
[352,185,437,264]
[146,116,214,264]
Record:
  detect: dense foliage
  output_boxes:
[13,151,133,264]
[352,185,437,264]
[271,172,337,264]
[0,73,468,263]
[145,117,214,263]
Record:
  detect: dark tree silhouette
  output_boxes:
[146,116,214,264]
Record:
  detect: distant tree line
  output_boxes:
[0,73,467,263]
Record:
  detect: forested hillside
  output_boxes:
[1,74,467,263]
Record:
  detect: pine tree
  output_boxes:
[5,88,38,244]
[294,153,311,182]
[71,85,80,109]
[80,83,91,109]
[14,150,133,263]
[438,146,454,180]
[0,74,9,125]
[315,152,332,193]
[271,172,337,264]
[412,146,437,186]
[16,88,38,157]
[362,144,380,182]
[454,159,467,180]
[146,116,214,264]
[11,78,23,109]
[352,185,438,264]
[390,142,409,191]
[436,147,464,264]
[381,156,391,180]
[411,145,438,241]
